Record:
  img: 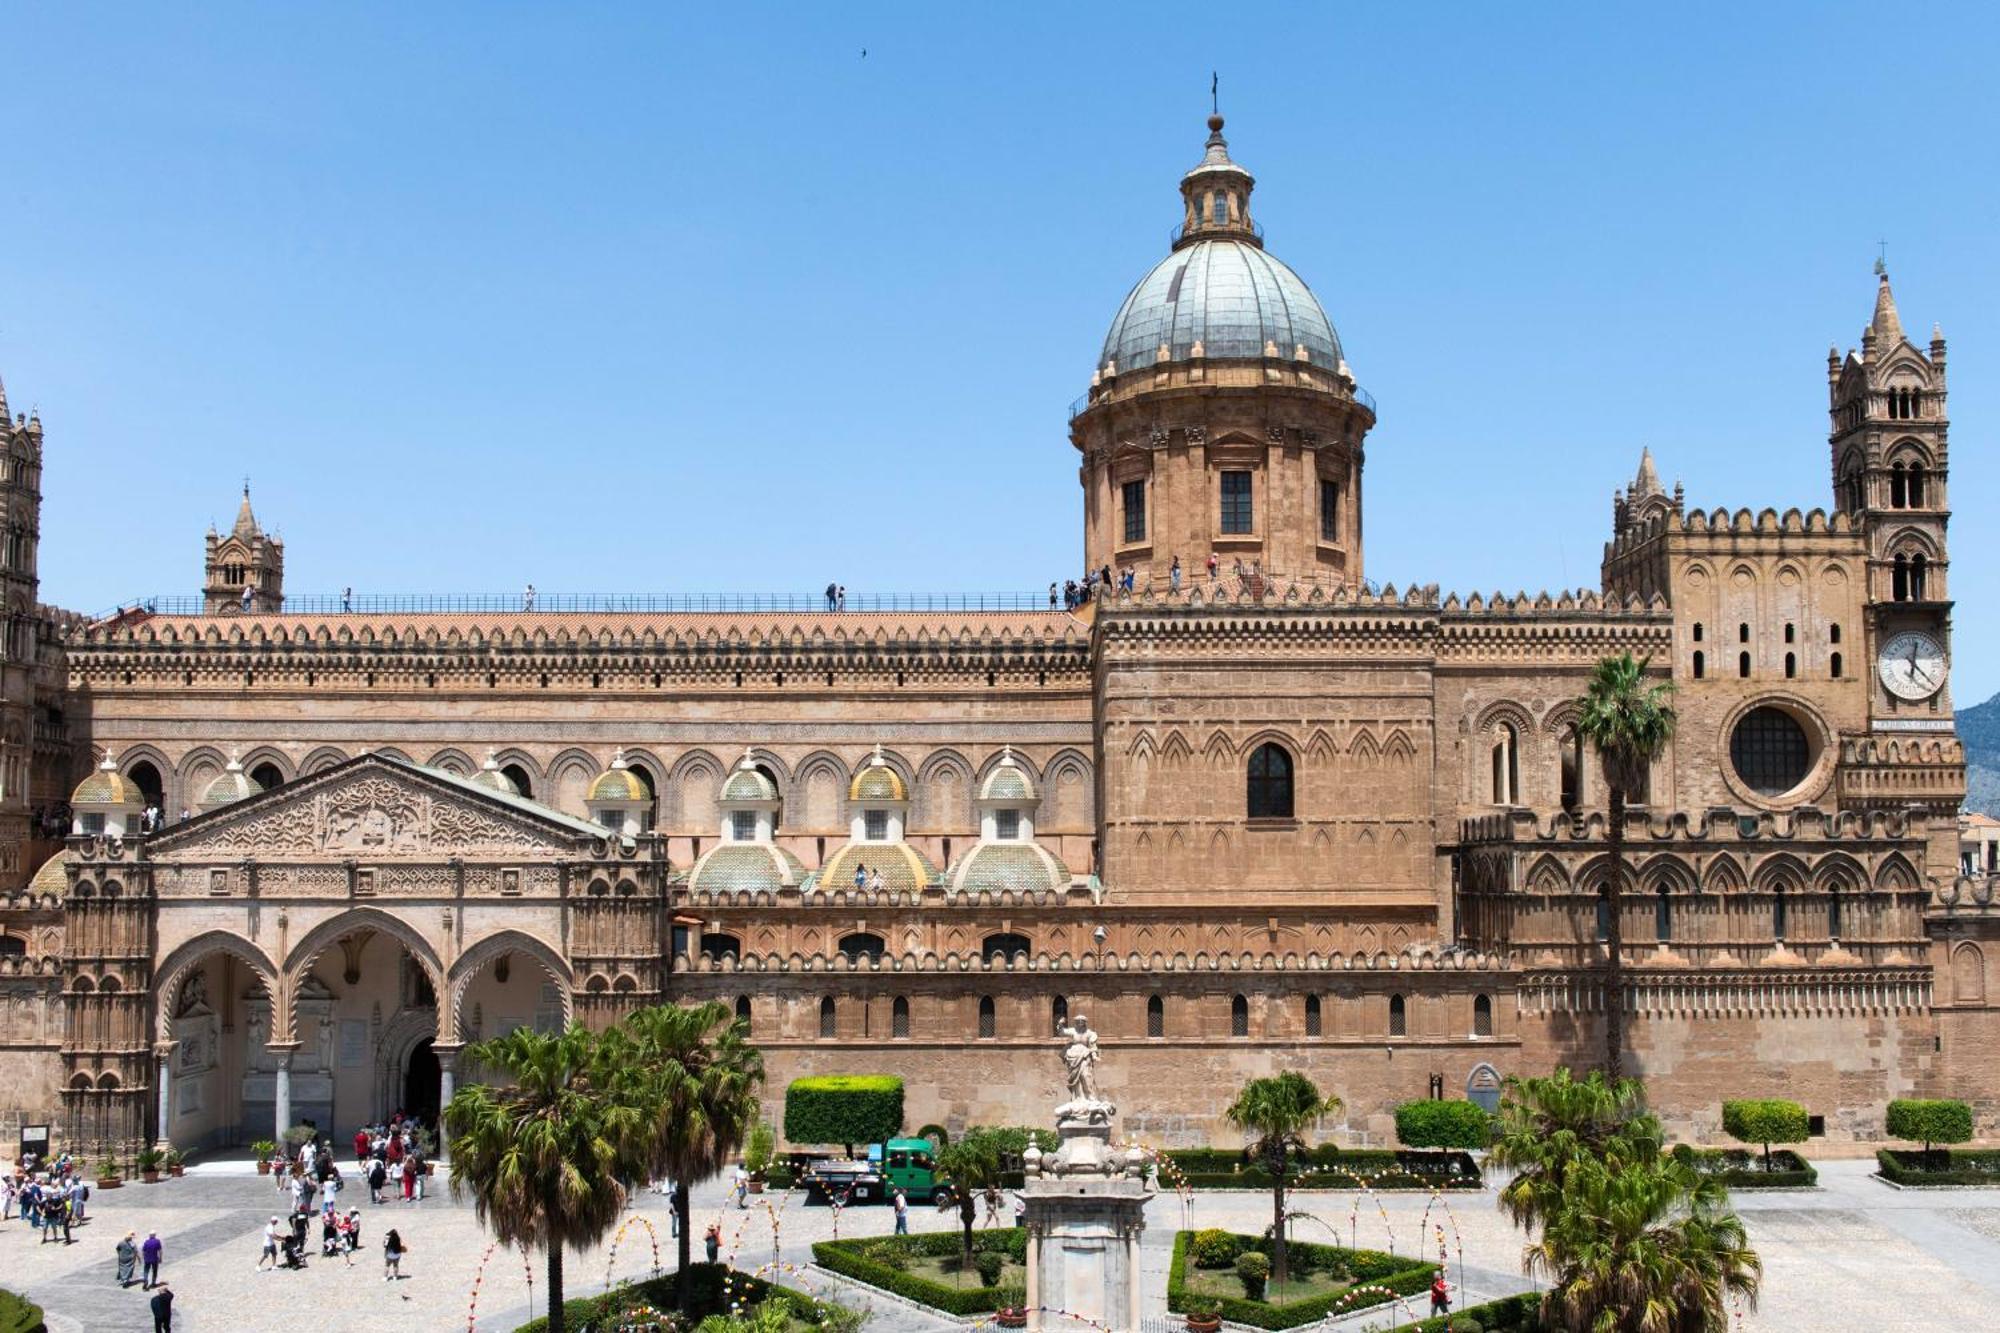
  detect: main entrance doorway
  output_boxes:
[402,1039,442,1125]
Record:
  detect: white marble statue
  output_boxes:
[1057,1013,1101,1103]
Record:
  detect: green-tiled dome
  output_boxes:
[721,754,779,804]
[978,748,1035,804]
[848,746,908,803]
[588,750,651,804]
[946,842,1070,896]
[199,756,263,812]
[469,750,521,796]
[688,842,806,895]
[72,756,144,807]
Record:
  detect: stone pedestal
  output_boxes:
[1023,1099,1152,1333]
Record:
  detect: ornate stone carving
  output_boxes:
[163,770,568,860]
[1148,424,1169,448]
[1181,425,1206,447]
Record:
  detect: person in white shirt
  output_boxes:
[257,1217,280,1272]
[732,1163,749,1208]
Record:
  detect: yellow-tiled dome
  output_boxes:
[587,750,651,804]
[816,842,936,896]
[71,754,144,807]
[847,745,908,803]
[29,851,67,897]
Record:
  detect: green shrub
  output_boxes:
[862,1240,911,1272]
[1166,1230,1437,1330]
[1190,1228,1240,1268]
[1687,1147,1816,1188]
[1234,1250,1270,1301]
[1886,1098,1974,1156]
[765,1162,794,1190]
[812,1229,1027,1315]
[1402,1293,1543,1333]
[1448,1318,1484,1333]
[1875,1147,2000,1186]
[975,1252,1006,1286]
[1720,1099,1809,1170]
[1164,1144,1480,1191]
[1395,1099,1492,1150]
[784,1075,905,1150]
[0,1289,46,1333]
[745,1121,776,1177]
[512,1264,853,1333]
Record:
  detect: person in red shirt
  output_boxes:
[353,1128,370,1164]
[386,1134,404,1164]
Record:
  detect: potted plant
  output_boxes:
[1184,1296,1223,1333]
[746,1122,775,1194]
[95,1158,123,1190]
[251,1139,278,1175]
[136,1147,165,1183]
[164,1148,185,1178]
[995,1284,1029,1329]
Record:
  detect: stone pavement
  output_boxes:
[2,1157,1995,1331]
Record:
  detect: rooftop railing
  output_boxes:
[91,591,1063,619]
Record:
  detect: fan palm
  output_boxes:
[613,1001,766,1308]
[1223,1071,1339,1287]
[1575,652,1677,1079]
[444,1024,641,1333]
[1490,1069,1662,1235]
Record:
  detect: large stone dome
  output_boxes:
[1099,237,1342,373]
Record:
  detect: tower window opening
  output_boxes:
[1911,553,1928,599]
[1473,993,1493,1038]
[1739,651,1751,678]
[1739,623,1750,643]
[1891,464,1908,508]
[1831,652,1843,679]
[892,996,910,1038]
[1909,467,1927,507]
[819,997,836,1039]
[1220,471,1254,534]
[1596,888,1610,942]
[1785,652,1796,679]
[977,995,996,1039]
[1773,887,1788,941]
[1490,724,1519,805]
[1122,479,1147,544]
[1784,623,1795,644]
[1894,554,1909,601]
[1230,994,1248,1037]
[1831,624,1841,644]
[1692,651,1705,679]
[1146,994,1164,1038]
[1828,888,1843,940]
[1304,993,1321,1037]
[1692,622,1704,643]
[1247,742,1294,819]
[1655,885,1671,942]
[1388,993,1406,1037]
[1319,478,1341,542]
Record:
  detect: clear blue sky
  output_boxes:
[3,4,1997,699]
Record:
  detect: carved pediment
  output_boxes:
[150,754,598,862]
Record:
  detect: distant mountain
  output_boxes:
[1962,691,2000,817]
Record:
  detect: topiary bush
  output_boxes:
[784,1075,905,1151]
[1234,1250,1271,1302]
[975,1251,1007,1286]
[1395,1099,1493,1151]
[1886,1098,1973,1164]
[1190,1228,1241,1268]
[1447,1317,1484,1333]
[1720,1099,1809,1172]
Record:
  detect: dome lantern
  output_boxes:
[717,748,781,844]
[1176,114,1260,250]
[585,748,654,837]
[71,751,145,837]
[975,745,1038,842]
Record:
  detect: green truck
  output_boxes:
[798,1136,953,1204]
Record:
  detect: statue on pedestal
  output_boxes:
[1055,1014,1115,1127]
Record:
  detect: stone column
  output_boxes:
[433,1044,461,1154]
[1025,1222,1042,1333]
[273,1051,293,1142]
[154,1044,174,1149]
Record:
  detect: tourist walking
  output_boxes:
[257,1216,280,1271]
[383,1227,406,1280]
[733,1162,749,1208]
[703,1222,721,1263]
[368,1155,387,1204]
[150,1282,174,1332]
[1429,1275,1451,1317]
[116,1231,138,1286]
[141,1230,163,1288]
[893,1188,909,1234]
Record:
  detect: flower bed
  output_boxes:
[1875,1147,2000,1187]
[1689,1148,1817,1189]
[811,1228,1027,1316]
[1168,1229,1437,1330]
[1164,1146,1481,1191]
[512,1262,851,1333]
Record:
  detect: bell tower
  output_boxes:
[0,378,43,884]
[1827,265,1953,723]
[203,484,285,613]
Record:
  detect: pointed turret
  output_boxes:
[0,372,9,422]
[1870,264,1905,345]
[233,484,261,540]
[1631,447,1664,499]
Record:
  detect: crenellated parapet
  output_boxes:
[681,946,1511,974]
[1459,804,1923,845]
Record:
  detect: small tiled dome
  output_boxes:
[816,842,937,896]
[978,747,1036,804]
[947,842,1070,896]
[29,851,67,897]
[71,754,144,807]
[721,751,779,804]
[687,842,807,895]
[587,750,651,803]
[469,750,521,796]
[848,746,908,803]
[199,755,263,812]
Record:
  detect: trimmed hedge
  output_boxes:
[0,1291,45,1333]
[1165,1145,1480,1191]
[512,1263,845,1333]
[1875,1147,2000,1187]
[1689,1148,1817,1189]
[1885,1098,1973,1153]
[1720,1099,1808,1168]
[1167,1229,1438,1330]
[785,1075,904,1149]
[1396,1292,1544,1331]
[1395,1100,1492,1151]
[812,1227,1026,1315]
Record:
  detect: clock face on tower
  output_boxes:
[1878,630,1948,701]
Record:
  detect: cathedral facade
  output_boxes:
[0,115,1982,1156]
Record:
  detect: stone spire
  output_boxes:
[1176,113,1259,249]
[1631,447,1664,499]
[1870,264,1905,345]
[0,372,8,422]
[233,483,261,540]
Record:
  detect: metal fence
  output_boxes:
[92,591,1059,619]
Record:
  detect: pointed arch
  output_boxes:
[284,908,445,1041]
[447,929,575,1033]
[153,930,282,1043]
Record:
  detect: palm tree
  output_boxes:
[1575,652,1677,1079]
[1531,1149,1760,1332]
[935,1132,1002,1261]
[1223,1071,1339,1288]
[445,1025,641,1333]
[1490,1068,1662,1235]
[615,1001,766,1308]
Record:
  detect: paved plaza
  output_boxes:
[1,1157,1993,1331]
